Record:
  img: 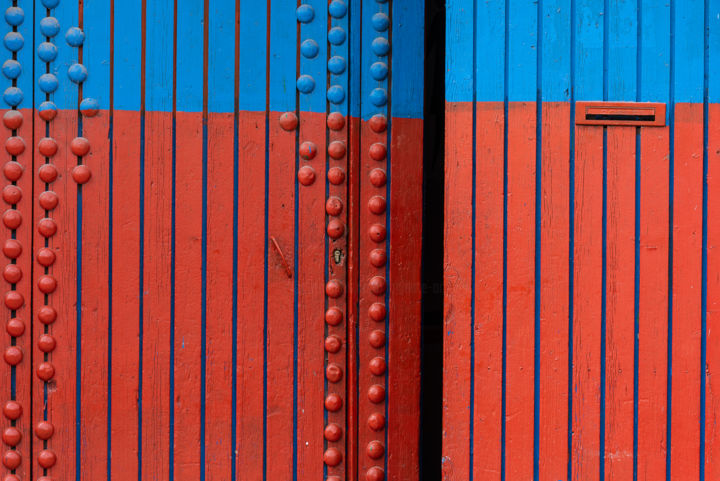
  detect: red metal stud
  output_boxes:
[6,318,24,337]
[326,363,343,383]
[325,307,343,326]
[38,190,59,211]
[327,219,345,239]
[369,249,387,268]
[369,143,387,161]
[38,217,58,238]
[369,114,387,133]
[369,357,387,376]
[279,112,298,131]
[368,223,387,243]
[38,334,56,353]
[2,450,20,470]
[325,196,343,216]
[36,247,56,267]
[2,239,21,259]
[70,137,90,156]
[324,423,343,442]
[3,346,21,366]
[327,112,345,131]
[72,164,92,184]
[2,185,21,205]
[327,167,346,185]
[327,476,341,481]
[297,165,316,186]
[35,421,54,440]
[368,330,386,348]
[368,276,386,296]
[2,110,22,130]
[2,475,19,481]
[4,137,25,156]
[37,449,57,468]
[2,427,21,447]
[369,168,386,187]
[38,274,57,294]
[368,384,386,403]
[39,108,57,122]
[325,279,344,298]
[3,401,21,420]
[38,137,58,157]
[366,466,385,481]
[366,440,385,459]
[3,264,22,284]
[36,361,55,381]
[325,335,342,353]
[324,393,343,412]
[299,141,318,160]
[368,302,386,322]
[38,163,58,183]
[323,447,343,467]
[2,162,23,182]
[2,209,21,229]
[4,291,24,310]
[368,195,386,215]
[38,305,57,325]
[328,140,346,159]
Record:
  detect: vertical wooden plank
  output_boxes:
[443,0,473,479]
[605,1,637,478]
[636,2,670,479]
[235,1,267,479]
[670,1,704,478]
[174,0,204,478]
[205,0,235,478]
[80,0,111,479]
[142,0,173,478]
[110,0,142,474]
[266,1,296,479]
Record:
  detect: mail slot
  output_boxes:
[576,101,666,126]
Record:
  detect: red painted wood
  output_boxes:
[505,101,536,481]
[205,112,234,480]
[388,116,422,481]
[538,102,570,480]
[142,109,172,481]
[110,109,141,478]
[604,126,635,479]
[80,108,110,481]
[442,101,472,481]
[296,111,325,480]
[572,125,603,481]
[637,125,669,481]
[670,103,703,481]
[707,103,720,480]
[266,110,295,481]
[235,110,265,481]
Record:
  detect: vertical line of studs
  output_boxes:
[1,1,26,478]
[364,0,390,479]
[325,1,349,480]
[34,0,63,477]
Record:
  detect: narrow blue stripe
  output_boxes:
[200,118,208,481]
[231,55,240,481]
[262,76,270,481]
[138,110,145,481]
[667,1,676,478]
[169,114,177,481]
[700,0,709,478]
[108,107,114,481]
[77,136,83,481]
[633,4,642,480]
[568,1,576,479]
[469,0,477,477]
[501,0,509,478]
[599,2,609,479]
[533,0,542,478]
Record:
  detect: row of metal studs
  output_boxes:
[364,0,391,479]
[1,1,26,477]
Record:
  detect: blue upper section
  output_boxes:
[113,0,141,111]
[268,0,295,113]
[145,0,173,112]
[447,0,716,104]
[84,0,111,110]
[208,0,235,113]
[177,0,204,112]
[299,0,327,114]
[391,0,423,118]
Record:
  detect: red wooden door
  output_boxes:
[0,1,424,480]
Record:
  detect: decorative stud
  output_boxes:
[36,361,55,381]
[296,75,315,94]
[368,302,386,322]
[37,449,57,468]
[279,112,298,131]
[38,305,57,325]
[328,56,347,75]
[2,110,22,130]
[72,164,92,184]
[328,0,347,18]
[297,166,316,186]
[327,85,345,104]
[369,168,387,187]
[3,347,21,366]
[6,318,24,337]
[325,335,342,353]
[65,26,85,47]
[369,143,387,161]
[38,73,59,93]
[2,162,22,182]
[39,190,59,210]
[2,185,22,205]
[325,307,343,326]
[41,0,60,9]
[4,290,24,310]
[299,141,317,160]
[38,163,59,183]
[327,219,345,239]
[324,423,343,442]
[325,393,343,412]
[4,7,25,27]
[367,440,385,459]
[325,280,344,298]
[369,88,388,107]
[368,384,386,403]
[2,239,21,259]
[80,98,99,117]
[368,195,386,214]
[369,249,387,268]
[323,447,343,467]
[68,63,88,83]
[35,421,54,440]
[37,247,56,267]
[327,167,346,185]
[369,357,387,375]
[328,27,346,46]
[3,87,23,107]
[368,276,386,296]
[3,400,21,420]
[368,330,386,348]
[325,197,343,216]
[37,42,58,63]
[1,60,21,80]
[2,427,21,447]
[38,137,59,157]
[372,13,390,32]
[370,61,388,81]
[38,101,57,121]
[38,217,58,237]
[300,39,319,59]
[368,223,387,243]
[328,140,346,160]
[38,275,57,294]
[39,16,60,38]
[3,264,21,284]
[70,137,91,156]
[3,474,20,481]
[3,32,24,52]
[371,37,390,56]
[37,334,56,353]
[296,4,315,23]
[326,363,343,383]
[2,209,22,229]
[2,450,20,470]
[5,136,25,156]
[326,112,345,131]
[366,466,385,481]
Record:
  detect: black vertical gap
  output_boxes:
[420,0,443,480]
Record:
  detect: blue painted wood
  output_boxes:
[268,0,295,113]
[113,0,141,111]
[145,0,173,112]
[176,0,204,112]
[208,0,235,113]
[541,0,571,102]
[84,0,111,110]
[391,0,424,118]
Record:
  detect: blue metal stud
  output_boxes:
[39,100,57,115]
[41,0,60,8]
[2,60,21,80]
[68,63,87,83]
[40,17,60,38]
[80,97,99,115]
[65,27,84,47]
[328,27,346,46]
[371,37,390,56]
[300,39,319,59]
[328,0,347,18]
[328,56,346,75]
[3,87,22,107]
[372,13,389,32]
[3,32,24,53]
[38,73,59,93]
[369,88,388,107]
[4,7,24,27]
[296,4,314,23]
[37,42,58,63]
[296,75,316,94]
[370,62,388,81]
[327,85,345,104]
